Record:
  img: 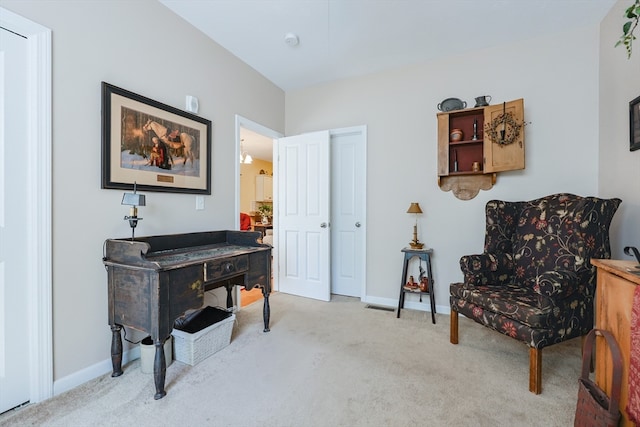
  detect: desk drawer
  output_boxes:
[205,255,248,282]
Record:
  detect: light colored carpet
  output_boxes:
[1,293,580,426]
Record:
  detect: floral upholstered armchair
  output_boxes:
[449,193,621,394]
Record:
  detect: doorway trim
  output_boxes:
[0,7,53,403]
[234,115,282,300]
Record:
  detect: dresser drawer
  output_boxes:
[205,255,249,282]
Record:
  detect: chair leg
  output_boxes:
[450,310,459,344]
[529,347,542,394]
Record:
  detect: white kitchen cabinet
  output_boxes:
[255,175,273,201]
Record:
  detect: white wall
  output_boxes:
[286,25,604,310]
[2,0,284,383]
[599,0,640,257]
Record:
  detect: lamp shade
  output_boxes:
[406,202,422,214]
[122,193,146,207]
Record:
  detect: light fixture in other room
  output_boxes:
[240,139,253,164]
[406,202,424,249]
[122,182,146,240]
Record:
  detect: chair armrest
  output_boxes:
[459,253,513,285]
[533,269,579,297]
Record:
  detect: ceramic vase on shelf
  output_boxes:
[419,277,429,292]
[450,128,463,142]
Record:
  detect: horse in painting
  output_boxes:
[142,119,195,166]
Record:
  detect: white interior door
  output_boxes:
[0,26,30,413]
[277,131,330,301]
[330,127,366,297]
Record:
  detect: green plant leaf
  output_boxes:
[617,0,640,58]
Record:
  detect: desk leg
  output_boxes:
[153,339,167,400]
[225,283,234,308]
[110,325,123,377]
[262,292,271,333]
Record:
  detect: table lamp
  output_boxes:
[407,202,424,249]
[122,182,146,240]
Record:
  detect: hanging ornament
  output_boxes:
[484,102,525,146]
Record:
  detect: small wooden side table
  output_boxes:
[397,247,436,324]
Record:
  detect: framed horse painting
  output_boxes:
[101,82,212,194]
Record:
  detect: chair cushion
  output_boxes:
[450,282,555,329]
[450,293,577,348]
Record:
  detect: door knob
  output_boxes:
[320,222,328,228]
[355,222,361,228]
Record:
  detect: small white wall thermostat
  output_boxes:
[186,95,199,114]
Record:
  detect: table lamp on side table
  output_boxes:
[407,202,424,249]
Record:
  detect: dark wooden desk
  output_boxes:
[103,230,271,399]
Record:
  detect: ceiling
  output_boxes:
[159,0,617,161]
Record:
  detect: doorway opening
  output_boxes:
[234,121,367,304]
[235,116,282,307]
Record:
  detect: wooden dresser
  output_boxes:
[593,258,640,426]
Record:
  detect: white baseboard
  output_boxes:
[53,346,141,396]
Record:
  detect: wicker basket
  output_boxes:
[172,307,235,366]
[574,329,622,427]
